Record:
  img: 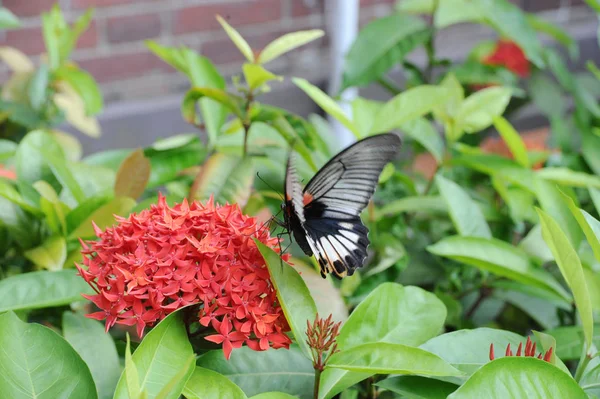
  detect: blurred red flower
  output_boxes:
[77,194,291,359]
[483,39,530,78]
[0,164,16,180]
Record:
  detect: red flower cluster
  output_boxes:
[77,194,292,359]
[489,336,553,362]
[483,39,530,78]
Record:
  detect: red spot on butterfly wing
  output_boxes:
[303,193,313,206]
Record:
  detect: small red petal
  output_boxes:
[489,343,495,361]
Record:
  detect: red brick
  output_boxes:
[76,51,170,82]
[72,0,136,9]
[4,22,97,56]
[292,0,324,16]
[2,0,56,18]
[173,0,282,35]
[107,13,161,43]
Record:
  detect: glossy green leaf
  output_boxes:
[124,334,143,399]
[293,77,359,137]
[68,196,136,239]
[113,310,195,399]
[451,154,534,192]
[376,196,447,219]
[435,175,492,238]
[376,376,458,398]
[448,357,585,399]
[537,168,600,188]
[562,192,600,263]
[55,65,103,115]
[242,63,282,90]
[433,73,464,124]
[15,130,64,190]
[0,311,97,399]
[337,283,446,349]
[342,13,427,89]
[456,86,512,134]
[145,136,206,188]
[62,312,121,399]
[250,393,298,399]
[197,346,313,398]
[217,15,254,62]
[428,236,570,301]
[421,328,526,377]
[0,179,41,215]
[371,85,449,134]
[0,269,93,312]
[258,29,324,65]
[24,235,67,271]
[190,153,254,207]
[493,116,529,167]
[537,208,594,353]
[351,97,384,138]
[532,330,558,365]
[183,367,246,399]
[401,118,444,163]
[326,342,462,376]
[255,240,317,360]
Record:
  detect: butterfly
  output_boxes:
[282,133,401,279]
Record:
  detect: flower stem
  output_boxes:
[313,367,321,399]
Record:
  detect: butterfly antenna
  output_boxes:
[256,172,285,202]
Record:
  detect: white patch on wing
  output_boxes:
[327,235,351,258]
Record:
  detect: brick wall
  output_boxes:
[0,0,587,105]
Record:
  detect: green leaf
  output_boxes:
[197,346,313,398]
[250,393,298,399]
[532,330,558,365]
[371,85,450,134]
[421,327,526,376]
[0,269,93,312]
[68,196,136,239]
[54,65,103,115]
[216,15,254,62]
[376,196,447,219]
[0,7,20,29]
[481,0,545,67]
[562,192,600,263]
[0,179,42,215]
[342,13,427,89]
[292,77,360,137]
[337,283,446,350]
[113,310,195,399]
[401,118,444,163]
[258,29,324,65]
[537,208,594,353]
[182,87,244,123]
[326,342,462,376]
[28,63,50,110]
[0,311,97,399]
[114,148,151,199]
[255,240,317,360]
[41,6,62,69]
[376,376,458,399]
[493,116,529,167]
[534,178,582,247]
[527,14,578,59]
[190,153,254,207]
[183,367,246,399]
[124,334,143,399]
[456,86,512,134]
[351,97,384,138]
[145,136,207,188]
[428,236,570,301]
[242,63,282,90]
[537,167,600,188]
[24,235,67,271]
[436,175,492,238]
[433,73,464,130]
[546,325,600,360]
[16,130,64,191]
[62,312,121,399]
[590,188,600,215]
[448,357,586,399]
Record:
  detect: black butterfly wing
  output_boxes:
[301,133,401,278]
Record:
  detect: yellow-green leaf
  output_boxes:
[537,208,594,353]
[24,236,67,271]
[0,46,33,73]
[258,29,324,65]
[292,77,360,138]
[216,15,254,63]
[493,116,529,168]
[242,63,282,91]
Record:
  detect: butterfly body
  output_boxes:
[283,133,401,279]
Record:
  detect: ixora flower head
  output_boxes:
[483,39,530,78]
[489,336,553,362]
[76,194,292,359]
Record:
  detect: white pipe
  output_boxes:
[327,0,359,148]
